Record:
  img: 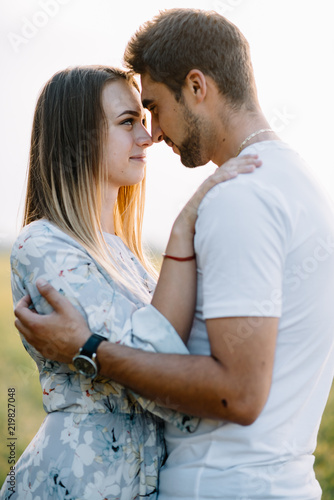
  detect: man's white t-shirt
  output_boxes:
[159,141,334,500]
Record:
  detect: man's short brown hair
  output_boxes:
[124,8,257,109]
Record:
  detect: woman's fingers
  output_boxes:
[222,154,261,170]
[174,154,261,233]
[199,155,261,196]
[213,154,262,178]
[236,155,262,172]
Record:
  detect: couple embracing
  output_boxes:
[2,8,334,500]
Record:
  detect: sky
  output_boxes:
[1,0,334,251]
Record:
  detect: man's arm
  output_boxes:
[97,316,278,424]
[15,284,278,424]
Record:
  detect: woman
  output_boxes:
[1,66,259,499]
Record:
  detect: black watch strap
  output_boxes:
[80,334,106,358]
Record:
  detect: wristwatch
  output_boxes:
[72,333,106,379]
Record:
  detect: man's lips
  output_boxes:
[164,137,180,155]
[164,137,174,148]
[172,144,180,155]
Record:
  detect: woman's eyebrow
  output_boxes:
[117,110,141,118]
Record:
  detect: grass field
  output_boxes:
[0,251,333,496]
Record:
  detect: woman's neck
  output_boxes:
[101,187,118,235]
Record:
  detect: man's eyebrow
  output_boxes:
[117,110,141,118]
[142,99,154,109]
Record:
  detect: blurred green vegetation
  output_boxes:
[0,251,333,496]
[0,252,45,484]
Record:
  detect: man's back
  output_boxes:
[159,141,334,499]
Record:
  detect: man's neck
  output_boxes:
[211,107,279,166]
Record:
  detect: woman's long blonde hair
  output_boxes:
[24,66,157,302]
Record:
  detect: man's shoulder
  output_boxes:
[194,170,293,255]
[197,173,284,218]
[197,140,312,223]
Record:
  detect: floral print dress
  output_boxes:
[1,220,198,500]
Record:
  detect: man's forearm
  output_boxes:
[14,280,271,425]
[96,342,250,424]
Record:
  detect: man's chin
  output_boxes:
[174,144,207,168]
[180,153,208,169]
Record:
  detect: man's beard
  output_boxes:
[178,105,208,169]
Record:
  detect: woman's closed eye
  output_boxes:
[148,105,158,116]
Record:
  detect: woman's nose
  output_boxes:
[137,126,153,148]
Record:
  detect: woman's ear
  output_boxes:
[184,69,207,103]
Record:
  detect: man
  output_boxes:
[15,9,334,499]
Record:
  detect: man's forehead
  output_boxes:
[140,73,155,102]
[140,73,171,105]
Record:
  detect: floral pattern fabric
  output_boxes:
[1,220,198,500]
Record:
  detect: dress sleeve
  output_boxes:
[11,222,199,432]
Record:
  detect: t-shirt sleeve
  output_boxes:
[195,179,290,319]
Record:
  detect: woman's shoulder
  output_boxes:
[11,219,83,256]
[14,219,68,241]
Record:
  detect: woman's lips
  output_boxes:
[130,155,146,162]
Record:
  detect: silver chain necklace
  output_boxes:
[235,128,274,157]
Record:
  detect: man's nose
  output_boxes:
[151,117,164,143]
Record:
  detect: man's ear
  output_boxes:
[184,69,207,103]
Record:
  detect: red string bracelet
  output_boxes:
[162,253,196,262]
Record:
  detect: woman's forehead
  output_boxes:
[102,80,143,116]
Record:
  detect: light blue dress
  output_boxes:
[1,220,198,500]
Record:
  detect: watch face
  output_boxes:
[73,355,97,378]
